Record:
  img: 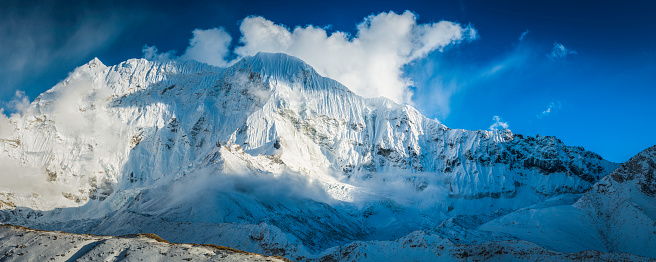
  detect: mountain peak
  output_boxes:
[234,52,317,79]
[86,57,105,69]
[229,52,352,95]
[608,145,656,195]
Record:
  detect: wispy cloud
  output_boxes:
[409,33,539,118]
[0,1,138,102]
[489,115,509,131]
[538,101,562,118]
[519,29,530,41]
[548,42,577,61]
[143,11,477,105]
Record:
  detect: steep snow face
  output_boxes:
[0,52,621,258]
[479,145,656,259]
[225,54,617,205]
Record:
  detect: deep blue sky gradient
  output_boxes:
[1,0,654,162]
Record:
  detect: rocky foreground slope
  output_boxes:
[0,224,288,261]
[0,52,651,261]
[1,223,651,262]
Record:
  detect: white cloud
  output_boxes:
[2,90,30,115]
[489,115,509,131]
[143,27,233,67]
[145,11,476,105]
[142,45,176,62]
[169,168,332,205]
[0,90,30,138]
[538,101,561,118]
[548,42,577,60]
[0,109,13,138]
[234,11,476,104]
[180,28,233,67]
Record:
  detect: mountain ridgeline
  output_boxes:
[0,53,651,261]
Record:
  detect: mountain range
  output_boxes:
[0,52,653,261]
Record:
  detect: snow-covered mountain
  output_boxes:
[0,52,650,261]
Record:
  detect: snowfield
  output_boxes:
[0,52,654,261]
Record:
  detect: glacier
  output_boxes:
[0,52,653,261]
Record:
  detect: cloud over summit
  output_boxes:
[489,115,509,131]
[144,11,476,105]
[181,28,233,68]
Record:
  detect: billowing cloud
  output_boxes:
[548,42,577,61]
[142,45,176,62]
[0,90,30,138]
[235,11,476,104]
[0,109,12,138]
[169,168,332,205]
[144,11,476,105]
[538,101,562,118]
[489,115,509,131]
[180,28,233,67]
[2,90,30,115]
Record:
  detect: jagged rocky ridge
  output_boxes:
[479,145,656,259]
[1,52,649,261]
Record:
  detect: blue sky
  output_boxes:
[0,0,654,162]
